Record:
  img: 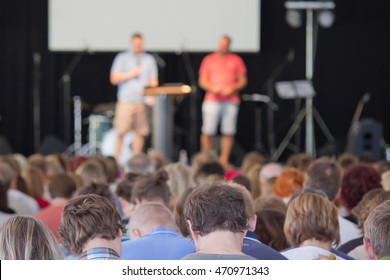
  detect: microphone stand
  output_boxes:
[57,50,86,147]
[181,51,199,157]
[263,50,295,156]
[32,53,42,152]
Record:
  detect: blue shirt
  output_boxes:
[111,51,158,103]
[243,231,288,260]
[121,226,195,260]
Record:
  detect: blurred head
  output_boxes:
[364,200,390,259]
[358,191,390,231]
[272,167,304,201]
[255,210,289,251]
[337,153,358,170]
[340,164,382,210]
[284,192,340,247]
[241,151,266,175]
[216,35,231,55]
[129,202,177,239]
[131,33,144,54]
[75,159,108,186]
[0,216,64,260]
[21,166,45,198]
[231,175,252,194]
[286,153,312,172]
[48,174,77,200]
[305,157,342,201]
[381,170,390,191]
[132,169,171,207]
[126,153,153,174]
[254,194,287,214]
[174,187,194,237]
[58,194,124,256]
[163,162,195,203]
[184,183,248,237]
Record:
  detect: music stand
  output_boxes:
[241,93,279,155]
[272,80,334,161]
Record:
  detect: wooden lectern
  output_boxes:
[144,84,191,159]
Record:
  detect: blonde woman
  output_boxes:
[0,215,64,260]
[282,192,343,260]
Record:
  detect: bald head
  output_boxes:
[129,203,177,239]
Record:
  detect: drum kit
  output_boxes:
[72,101,133,165]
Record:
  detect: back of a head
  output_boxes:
[284,192,340,247]
[0,162,14,208]
[45,154,66,177]
[28,154,47,174]
[305,158,342,201]
[104,156,119,183]
[22,166,45,197]
[358,191,390,231]
[286,153,312,172]
[77,182,115,205]
[132,169,171,207]
[272,167,304,200]
[364,200,390,259]
[255,209,289,251]
[126,153,153,174]
[337,153,358,170]
[340,163,382,210]
[232,175,252,194]
[48,174,77,199]
[245,164,262,199]
[116,173,141,202]
[254,194,287,214]
[184,183,248,236]
[196,161,225,178]
[381,170,390,191]
[163,162,195,202]
[351,188,385,229]
[75,159,107,186]
[174,187,195,237]
[259,163,283,183]
[0,215,63,260]
[129,203,177,236]
[241,151,266,174]
[58,194,124,256]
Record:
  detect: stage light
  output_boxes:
[286,9,302,28]
[317,9,335,28]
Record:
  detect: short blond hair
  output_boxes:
[284,192,340,247]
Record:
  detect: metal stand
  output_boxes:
[58,50,86,146]
[242,93,279,155]
[272,1,336,160]
[32,53,42,152]
[64,96,83,155]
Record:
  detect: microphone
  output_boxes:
[362,92,371,103]
[287,49,295,62]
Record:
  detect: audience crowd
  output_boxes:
[0,149,389,260]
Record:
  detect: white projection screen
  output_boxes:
[49,0,260,53]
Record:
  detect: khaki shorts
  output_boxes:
[113,101,150,136]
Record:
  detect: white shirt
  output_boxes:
[282,246,345,260]
[7,189,39,215]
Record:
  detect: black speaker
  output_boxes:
[346,119,383,160]
[0,136,13,155]
[39,135,67,155]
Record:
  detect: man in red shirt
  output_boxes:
[198,35,247,168]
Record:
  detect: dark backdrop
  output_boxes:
[1,0,389,162]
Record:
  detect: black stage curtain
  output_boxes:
[1,0,390,161]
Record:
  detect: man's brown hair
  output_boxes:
[184,183,248,237]
[58,194,124,256]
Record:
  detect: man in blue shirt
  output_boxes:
[110,33,158,161]
[121,203,194,260]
